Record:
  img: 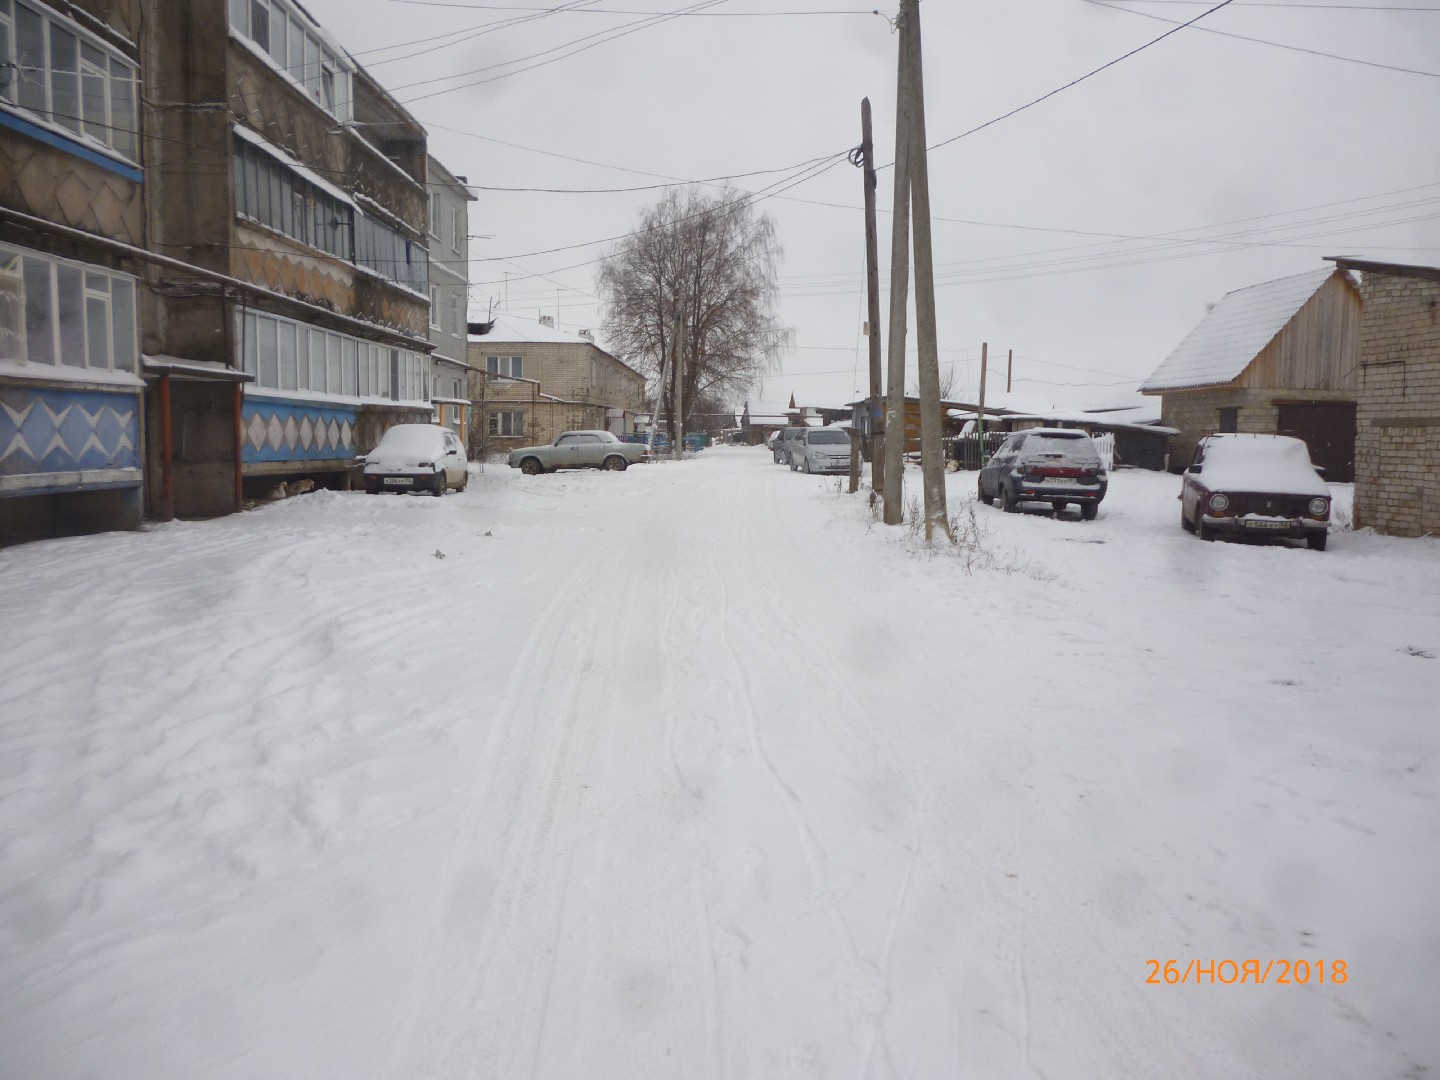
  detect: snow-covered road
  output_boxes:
[2,447,1437,1079]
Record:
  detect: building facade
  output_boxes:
[142,0,434,517]
[426,156,474,440]
[1,0,148,544]
[467,313,645,452]
[1142,267,1362,478]
[1331,258,1440,537]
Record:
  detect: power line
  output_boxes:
[1083,0,1440,76]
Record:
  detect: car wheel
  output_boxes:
[1051,501,1066,516]
[520,457,543,475]
[802,456,812,474]
[1001,485,1018,513]
[1080,502,1098,521]
[977,477,988,505]
[1181,505,1195,533]
[789,458,798,472]
[603,455,628,472]
[456,473,467,492]
[1307,531,1327,551]
[432,471,446,496]
[1197,515,1215,542]
[364,482,379,495]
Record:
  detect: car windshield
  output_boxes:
[373,426,443,456]
[1198,436,1328,495]
[809,430,850,444]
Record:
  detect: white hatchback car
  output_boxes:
[361,424,468,496]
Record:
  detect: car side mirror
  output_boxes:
[1186,464,1201,474]
[447,449,459,456]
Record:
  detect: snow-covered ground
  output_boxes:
[1,447,1437,1079]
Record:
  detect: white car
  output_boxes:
[789,427,854,474]
[360,424,468,496]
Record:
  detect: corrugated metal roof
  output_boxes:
[1141,267,1338,392]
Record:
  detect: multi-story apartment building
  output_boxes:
[467,313,646,451]
[1,0,148,544]
[139,0,434,516]
[426,155,474,440]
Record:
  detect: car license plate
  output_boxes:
[383,477,412,486]
[1243,519,1288,530]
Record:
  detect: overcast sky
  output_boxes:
[301,0,1440,410]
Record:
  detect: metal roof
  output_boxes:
[1141,267,1341,393]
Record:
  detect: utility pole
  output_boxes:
[1006,348,1013,394]
[905,0,950,542]
[977,341,989,458]
[857,97,884,497]
[648,316,668,458]
[881,5,915,526]
[672,290,685,459]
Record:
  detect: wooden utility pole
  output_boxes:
[672,292,685,459]
[905,0,950,542]
[859,97,884,497]
[1006,348,1013,394]
[881,5,915,526]
[977,341,989,454]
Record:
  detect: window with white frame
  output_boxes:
[228,0,352,120]
[486,354,522,379]
[488,410,524,437]
[428,285,440,329]
[450,207,461,253]
[429,191,441,239]
[236,307,428,402]
[1,0,139,161]
[0,242,137,372]
[450,295,461,335]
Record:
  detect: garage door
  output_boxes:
[1276,403,1357,483]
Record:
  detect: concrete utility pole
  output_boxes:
[904,0,950,542]
[1007,348,1013,394]
[859,97,884,497]
[881,5,915,526]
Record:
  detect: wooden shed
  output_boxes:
[1141,268,1361,479]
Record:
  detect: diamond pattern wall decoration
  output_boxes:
[240,395,359,465]
[0,384,141,484]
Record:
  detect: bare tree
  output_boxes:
[598,188,790,445]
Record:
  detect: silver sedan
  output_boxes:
[789,427,854,474]
[508,430,647,474]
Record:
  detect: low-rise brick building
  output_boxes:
[1141,267,1361,478]
[466,313,645,452]
[1329,258,1440,537]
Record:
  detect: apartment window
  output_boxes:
[429,191,441,238]
[451,296,461,335]
[0,242,136,372]
[238,307,414,401]
[229,0,352,121]
[355,212,427,294]
[488,410,524,437]
[486,355,522,379]
[1,1,139,160]
[450,207,461,253]
[428,285,440,329]
[234,135,357,262]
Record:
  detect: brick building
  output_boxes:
[1141,267,1361,478]
[466,313,645,452]
[1329,258,1440,537]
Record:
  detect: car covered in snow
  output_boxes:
[507,430,646,474]
[977,428,1108,519]
[789,426,854,474]
[360,424,468,496]
[1180,433,1331,550]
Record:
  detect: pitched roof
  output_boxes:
[470,312,593,345]
[1141,267,1341,393]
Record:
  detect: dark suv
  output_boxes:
[977,428,1108,519]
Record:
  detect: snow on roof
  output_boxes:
[744,400,796,417]
[1142,268,1340,393]
[469,312,595,345]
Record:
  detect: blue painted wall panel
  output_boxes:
[242,395,358,465]
[0,384,141,480]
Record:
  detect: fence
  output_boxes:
[1092,432,1115,472]
[946,431,1009,470]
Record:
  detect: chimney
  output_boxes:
[539,314,555,328]
[579,329,594,343]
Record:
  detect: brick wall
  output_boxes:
[1352,274,1440,536]
[1155,384,1357,469]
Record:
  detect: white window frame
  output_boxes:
[428,285,440,329]
[237,306,416,402]
[229,0,352,122]
[1,0,140,162]
[488,410,524,437]
[450,207,461,253]
[486,354,522,379]
[0,241,136,372]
